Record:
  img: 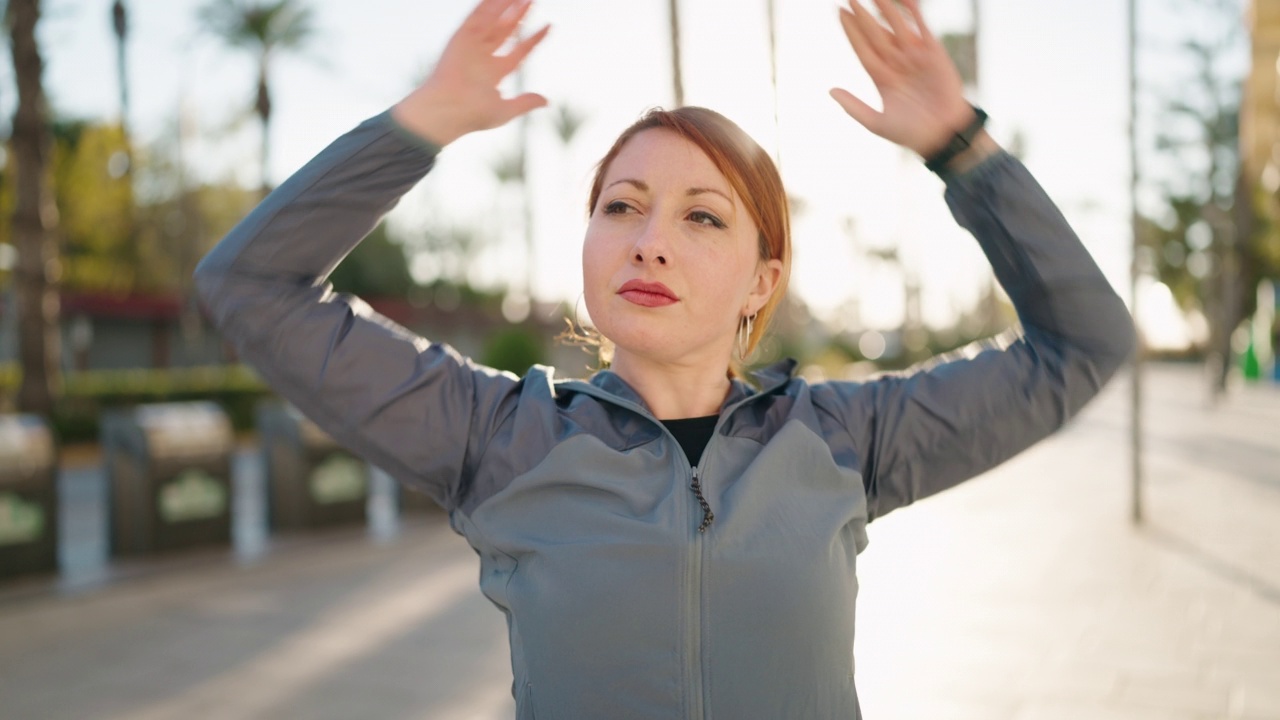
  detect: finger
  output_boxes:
[498,23,550,76]
[470,0,529,48]
[899,0,935,43]
[496,0,532,25]
[499,92,549,124]
[870,0,916,46]
[829,88,884,135]
[475,0,532,49]
[838,8,890,79]
[495,0,535,37]
[469,0,520,27]
[847,1,903,70]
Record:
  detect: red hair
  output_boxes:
[586,107,792,374]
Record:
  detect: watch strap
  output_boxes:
[924,105,989,174]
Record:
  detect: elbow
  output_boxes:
[1107,295,1139,361]
[192,248,232,325]
[1114,314,1139,363]
[192,256,217,306]
[1091,303,1138,383]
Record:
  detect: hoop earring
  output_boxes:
[737,313,756,361]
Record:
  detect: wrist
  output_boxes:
[942,130,1000,174]
[921,104,989,174]
[390,90,468,147]
[914,102,982,158]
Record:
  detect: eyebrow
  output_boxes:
[605,178,733,205]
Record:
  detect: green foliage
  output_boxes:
[51,120,137,293]
[552,105,586,146]
[0,117,258,297]
[1242,186,1280,320]
[1140,197,1208,310]
[403,222,490,289]
[328,222,417,298]
[198,0,317,194]
[0,121,138,293]
[0,364,273,443]
[198,0,315,52]
[481,327,545,376]
[491,147,525,185]
[420,278,505,312]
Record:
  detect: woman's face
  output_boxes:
[582,129,781,369]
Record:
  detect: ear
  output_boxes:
[744,258,784,317]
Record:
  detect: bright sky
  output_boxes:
[9,0,1243,335]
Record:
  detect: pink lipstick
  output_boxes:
[618,279,678,307]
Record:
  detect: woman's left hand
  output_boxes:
[830,0,975,157]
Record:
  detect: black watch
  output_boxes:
[924,105,988,174]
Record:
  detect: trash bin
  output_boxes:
[102,402,234,556]
[257,401,368,531]
[0,415,58,580]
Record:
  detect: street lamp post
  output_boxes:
[1128,0,1145,524]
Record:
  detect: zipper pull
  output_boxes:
[690,466,715,533]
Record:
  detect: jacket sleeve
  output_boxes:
[811,150,1136,522]
[193,111,520,512]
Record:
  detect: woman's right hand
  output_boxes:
[391,0,550,147]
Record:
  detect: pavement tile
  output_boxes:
[1114,675,1234,717]
[858,695,1020,720]
[1229,683,1280,719]
[1007,663,1123,704]
[1011,699,1199,720]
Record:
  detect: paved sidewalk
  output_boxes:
[0,363,1276,719]
[854,365,1280,719]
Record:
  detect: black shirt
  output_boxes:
[661,414,719,467]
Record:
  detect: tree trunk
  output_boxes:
[257,60,272,199]
[668,0,684,107]
[8,0,62,416]
[1209,172,1248,397]
[112,0,130,143]
[766,0,781,168]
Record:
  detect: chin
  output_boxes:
[595,316,664,358]
[588,294,719,367]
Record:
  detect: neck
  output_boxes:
[610,350,733,420]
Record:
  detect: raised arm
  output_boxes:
[813,0,1135,520]
[193,0,550,510]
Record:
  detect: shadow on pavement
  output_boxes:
[1143,523,1280,606]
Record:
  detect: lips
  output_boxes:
[618,279,678,307]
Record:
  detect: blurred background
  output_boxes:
[0,0,1276,718]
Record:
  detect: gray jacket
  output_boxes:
[194,111,1135,719]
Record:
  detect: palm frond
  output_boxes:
[197,0,314,51]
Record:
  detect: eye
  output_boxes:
[603,200,635,216]
[689,210,726,229]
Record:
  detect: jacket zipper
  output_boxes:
[686,460,707,720]
[676,431,720,720]
[555,371,793,712]
[690,466,714,533]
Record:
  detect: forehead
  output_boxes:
[603,129,735,195]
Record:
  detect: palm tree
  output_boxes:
[668,0,684,106]
[7,0,62,415]
[552,105,586,148]
[198,0,314,197]
[112,1,130,142]
[765,0,780,168]
[110,0,141,281]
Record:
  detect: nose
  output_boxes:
[630,218,669,266]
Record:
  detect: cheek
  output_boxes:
[581,227,614,311]
[704,240,760,303]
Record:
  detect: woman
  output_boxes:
[194,0,1134,717]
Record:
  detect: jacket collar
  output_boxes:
[566,358,798,418]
